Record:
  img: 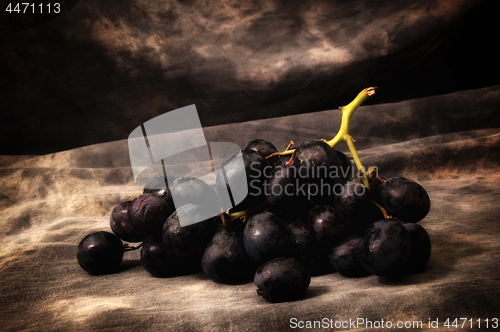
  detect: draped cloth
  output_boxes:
[1,85,499,330]
[1,0,499,330]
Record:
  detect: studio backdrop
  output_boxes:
[0,0,499,331]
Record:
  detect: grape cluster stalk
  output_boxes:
[267,87,376,188]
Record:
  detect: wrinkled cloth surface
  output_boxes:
[1,85,499,331]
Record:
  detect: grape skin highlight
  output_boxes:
[77,231,124,275]
[254,257,311,303]
[360,219,411,276]
[378,177,431,223]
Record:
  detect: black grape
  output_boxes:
[170,177,219,212]
[292,139,340,170]
[291,140,348,203]
[202,226,255,283]
[286,221,332,275]
[329,236,371,278]
[308,204,347,248]
[243,211,290,264]
[162,204,215,257]
[128,193,175,235]
[286,221,320,267]
[377,177,431,223]
[215,150,268,213]
[368,174,385,199]
[110,201,146,242]
[268,197,312,226]
[243,139,278,158]
[291,139,343,183]
[360,219,411,276]
[351,201,385,237]
[143,175,175,207]
[403,223,431,273]
[274,155,293,167]
[77,231,123,275]
[254,257,311,303]
[141,234,201,277]
[334,182,371,221]
[265,165,298,207]
[334,150,354,180]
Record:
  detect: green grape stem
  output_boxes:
[226,200,269,220]
[267,87,377,188]
[327,87,376,188]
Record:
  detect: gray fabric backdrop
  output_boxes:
[1,0,499,331]
[1,85,499,331]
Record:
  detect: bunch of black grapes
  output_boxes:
[77,176,219,277]
[77,138,432,303]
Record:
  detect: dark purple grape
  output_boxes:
[377,177,431,223]
[243,211,290,263]
[351,201,385,236]
[238,149,268,199]
[286,222,319,266]
[368,174,385,199]
[292,139,340,169]
[334,150,354,180]
[202,226,255,283]
[360,219,411,276]
[403,223,431,273]
[110,201,147,242]
[308,204,347,248]
[265,165,298,207]
[141,234,201,277]
[170,177,219,212]
[292,140,350,204]
[162,204,215,257]
[334,182,371,221]
[275,155,293,167]
[77,231,123,275]
[243,139,277,158]
[128,193,175,235]
[268,197,312,225]
[286,221,330,275]
[216,150,267,213]
[143,175,175,207]
[254,257,310,303]
[291,139,343,183]
[329,236,371,277]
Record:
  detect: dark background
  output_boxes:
[1,0,498,155]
